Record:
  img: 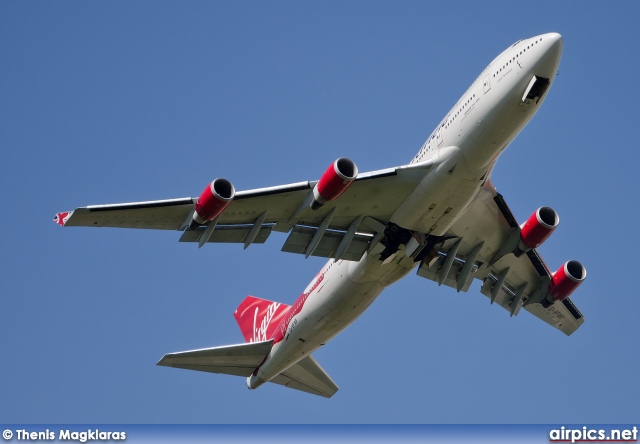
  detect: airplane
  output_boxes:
[54,32,586,398]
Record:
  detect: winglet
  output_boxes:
[53,211,73,227]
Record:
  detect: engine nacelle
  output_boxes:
[518,206,559,253]
[546,260,587,304]
[311,157,358,210]
[189,178,235,229]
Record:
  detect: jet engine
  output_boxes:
[544,260,587,305]
[189,178,235,229]
[311,157,358,210]
[517,206,559,254]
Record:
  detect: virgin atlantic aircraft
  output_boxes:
[55,33,586,398]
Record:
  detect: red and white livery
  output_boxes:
[55,33,586,398]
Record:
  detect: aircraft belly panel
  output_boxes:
[255,258,391,384]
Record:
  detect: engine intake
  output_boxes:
[189,178,235,229]
[311,157,358,210]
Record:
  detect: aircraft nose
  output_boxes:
[546,32,563,54]
[533,32,563,79]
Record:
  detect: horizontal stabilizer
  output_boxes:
[270,355,339,398]
[157,340,273,377]
[157,340,338,398]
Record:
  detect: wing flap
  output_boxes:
[281,226,371,261]
[417,255,474,293]
[179,225,273,244]
[157,340,273,377]
[269,355,339,398]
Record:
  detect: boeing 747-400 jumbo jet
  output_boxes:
[55,33,586,398]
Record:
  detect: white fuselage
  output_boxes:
[248,33,563,390]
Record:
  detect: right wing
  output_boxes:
[55,159,439,259]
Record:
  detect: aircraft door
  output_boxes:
[436,124,444,147]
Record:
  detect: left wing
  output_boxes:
[414,179,585,335]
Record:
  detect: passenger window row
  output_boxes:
[493,37,543,78]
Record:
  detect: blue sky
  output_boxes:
[1,2,639,424]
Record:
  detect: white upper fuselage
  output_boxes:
[248,33,563,390]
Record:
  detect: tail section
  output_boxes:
[156,340,339,398]
[158,295,339,397]
[234,296,290,343]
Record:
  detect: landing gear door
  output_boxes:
[522,75,550,105]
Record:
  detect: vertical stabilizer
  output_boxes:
[234,296,290,343]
